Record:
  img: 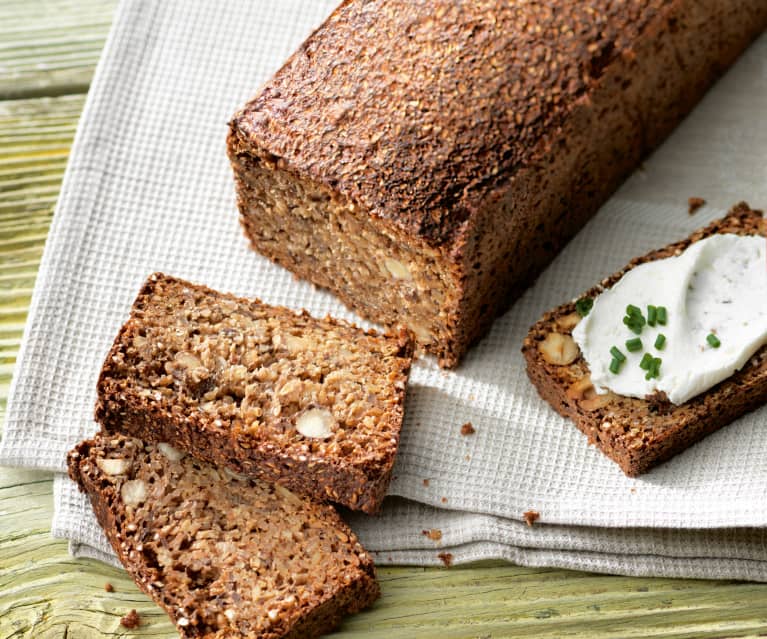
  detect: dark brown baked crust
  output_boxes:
[95,273,414,514]
[229,0,767,367]
[523,203,767,476]
[68,434,379,639]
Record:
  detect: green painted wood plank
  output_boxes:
[0,0,115,99]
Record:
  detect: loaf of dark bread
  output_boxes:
[68,434,379,638]
[228,0,767,367]
[95,273,414,514]
[523,203,767,476]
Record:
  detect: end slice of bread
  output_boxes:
[522,202,767,476]
[68,434,379,639]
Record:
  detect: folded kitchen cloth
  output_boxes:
[2,0,767,580]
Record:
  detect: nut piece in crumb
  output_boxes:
[422,528,442,541]
[460,422,475,436]
[523,510,540,527]
[556,312,581,332]
[579,391,616,412]
[157,442,185,462]
[437,552,454,568]
[104,582,114,593]
[121,479,148,507]
[688,196,706,215]
[120,609,140,629]
[96,457,131,476]
[295,407,335,439]
[538,332,579,366]
[406,319,432,344]
[383,257,413,281]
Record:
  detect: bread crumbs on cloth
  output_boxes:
[437,552,454,568]
[460,422,475,435]
[422,528,443,541]
[523,510,540,527]
[688,196,706,215]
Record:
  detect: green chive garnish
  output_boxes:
[609,358,622,374]
[625,338,643,352]
[654,334,666,350]
[657,306,668,325]
[610,346,626,362]
[706,333,721,348]
[622,304,646,335]
[644,357,662,380]
[623,316,644,335]
[647,305,657,326]
[640,353,654,370]
[576,297,593,317]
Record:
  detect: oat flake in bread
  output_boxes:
[95,273,414,514]
[68,434,379,639]
[228,0,767,367]
[523,203,767,477]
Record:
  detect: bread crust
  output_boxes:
[95,273,414,514]
[522,203,767,476]
[229,0,767,367]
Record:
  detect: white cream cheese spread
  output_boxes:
[572,234,767,405]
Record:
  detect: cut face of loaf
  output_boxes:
[67,435,379,639]
[95,273,414,514]
[523,203,767,476]
[228,0,767,368]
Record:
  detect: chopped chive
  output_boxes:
[654,333,666,350]
[639,353,654,370]
[623,316,644,334]
[609,358,622,374]
[706,333,721,348]
[575,297,593,317]
[657,306,668,325]
[623,304,647,335]
[610,346,626,362]
[647,305,657,326]
[625,337,643,352]
[644,358,662,380]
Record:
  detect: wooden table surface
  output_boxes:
[2,2,767,637]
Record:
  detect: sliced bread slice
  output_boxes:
[522,202,766,476]
[95,273,414,513]
[68,434,379,638]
